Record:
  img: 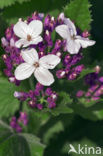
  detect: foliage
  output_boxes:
[0,0,103,156]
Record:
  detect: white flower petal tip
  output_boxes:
[13,20,43,48]
[34,67,55,86]
[14,49,60,86]
[55,17,95,55]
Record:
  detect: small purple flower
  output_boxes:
[37,104,43,110]
[45,88,53,96]
[76,90,84,97]
[85,73,98,86]
[91,96,100,101]
[16,124,22,133]
[99,77,103,83]
[35,82,44,91]
[48,101,56,108]
[56,69,66,79]
[63,54,71,66]
[67,72,77,80]
[82,30,90,38]
[18,112,28,125]
[28,100,37,108]
[51,92,58,101]
[44,30,53,47]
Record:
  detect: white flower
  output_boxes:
[55,18,96,54]
[13,20,43,48]
[15,48,61,86]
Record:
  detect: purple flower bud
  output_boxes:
[76,90,84,97]
[57,12,65,24]
[9,77,15,83]
[88,84,99,93]
[74,64,85,74]
[38,51,45,58]
[1,37,9,47]
[63,54,71,65]
[91,96,100,101]
[16,124,22,133]
[44,15,56,31]
[14,91,23,98]
[36,82,44,91]
[82,30,90,38]
[94,65,101,74]
[85,73,98,86]
[71,53,83,66]
[67,72,77,80]
[28,100,37,108]
[5,26,13,40]
[54,39,62,51]
[85,92,91,97]
[47,97,53,104]
[44,15,51,29]
[48,101,56,108]
[51,92,58,101]
[37,104,43,110]
[38,13,44,20]
[99,77,103,83]
[10,121,17,129]
[18,112,28,125]
[34,89,40,96]
[44,30,53,47]
[56,69,66,79]
[45,88,53,96]
[4,69,12,77]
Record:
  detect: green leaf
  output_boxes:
[77,68,95,81]
[64,0,92,31]
[0,120,45,156]
[0,0,16,9]
[50,92,73,116]
[16,0,31,4]
[0,77,30,118]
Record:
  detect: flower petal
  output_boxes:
[30,36,43,45]
[64,18,77,36]
[15,39,29,48]
[39,54,61,69]
[15,63,35,80]
[21,48,39,64]
[29,20,43,37]
[66,39,81,54]
[13,21,28,38]
[76,36,96,48]
[34,67,54,86]
[55,25,70,39]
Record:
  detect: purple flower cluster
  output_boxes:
[1,12,87,87]
[10,112,28,133]
[14,83,58,110]
[56,53,85,80]
[76,66,103,102]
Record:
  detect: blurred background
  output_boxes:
[0,0,103,155]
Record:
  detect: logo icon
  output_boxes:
[68,144,102,155]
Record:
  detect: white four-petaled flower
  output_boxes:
[15,48,61,86]
[13,20,43,48]
[56,18,96,54]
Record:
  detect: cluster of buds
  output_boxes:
[10,112,28,133]
[14,83,58,110]
[76,66,103,102]
[56,53,85,80]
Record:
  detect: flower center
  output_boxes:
[71,34,76,40]
[34,62,39,68]
[27,35,32,41]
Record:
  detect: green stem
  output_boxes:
[29,76,35,90]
